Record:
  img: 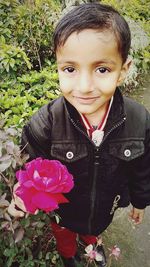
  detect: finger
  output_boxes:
[129,209,139,223]
[132,211,138,220]
[131,208,140,220]
[129,210,138,221]
[128,208,134,218]
[135,211,144,224]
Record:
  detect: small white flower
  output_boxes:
[109,245,121,260]
[85,244,102,262]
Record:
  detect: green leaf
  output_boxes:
[5,62,10,72]
[0,35,6,44]
[2,58,9,67]
[9,58,15,69]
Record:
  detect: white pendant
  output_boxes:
[92,130,104,146]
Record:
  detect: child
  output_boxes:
[19,3,150,267]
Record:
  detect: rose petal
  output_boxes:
[22,180,34,188]
[53,193,69,204]
[16,170,29,184]
[32,192,59,212]
[15,186,37,213]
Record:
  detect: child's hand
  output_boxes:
[7,183,26,218]
[129,207,145,224]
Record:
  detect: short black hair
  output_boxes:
[53,3,131,63]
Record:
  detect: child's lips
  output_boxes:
[74,96,100,104]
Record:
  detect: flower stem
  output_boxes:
[107,257,112,267]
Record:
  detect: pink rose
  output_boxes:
[15,157,74,213]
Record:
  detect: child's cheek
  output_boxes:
[59,75,74,93]
[97,75,119,95]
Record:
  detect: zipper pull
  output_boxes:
[94,148,100,163]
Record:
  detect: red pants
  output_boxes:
[51,222,97,258]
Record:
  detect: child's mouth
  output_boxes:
[74,96,99,104]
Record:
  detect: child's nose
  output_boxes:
[78,73,94,93]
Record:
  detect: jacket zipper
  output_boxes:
[88,152,99,233]
[70,116,126,233]
[88,117,126,233]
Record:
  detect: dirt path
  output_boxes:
[143,78,150,111]
[104,206,150,267]
[103,75,150,267]
[129,74,150,111]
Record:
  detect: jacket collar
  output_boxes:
[63,88,126,134]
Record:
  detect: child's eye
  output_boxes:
[96,67,109,74]
[63,67,75,73]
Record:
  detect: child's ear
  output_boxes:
[117,58,132,86]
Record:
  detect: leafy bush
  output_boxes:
[0,0,18,42]
[0,39,32,74]
[0,0,60,128]
[0,0,60,69]
[0,65,59,127]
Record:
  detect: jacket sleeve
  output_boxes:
[21,104,52,160]
[129,110,150,209]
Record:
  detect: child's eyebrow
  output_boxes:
[57,60,117,65]
[93,60,117,66]
[57,60,75,65]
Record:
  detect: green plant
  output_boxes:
[0,65,59,127]
[12,0,60,69]
[0,0,61,69]
[0,40,32,74]
[0,126,64,267]
[0,0,18,43]
[0,0,60,129]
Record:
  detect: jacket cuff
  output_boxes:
[131,201,147,209]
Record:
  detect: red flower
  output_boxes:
[15,157,74,213]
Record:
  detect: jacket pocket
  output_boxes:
[109,140,144,161]
[50,142,89,179]
[50,142,88,163]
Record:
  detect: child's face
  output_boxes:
[56,29,129,118]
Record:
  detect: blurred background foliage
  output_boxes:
[0,0,149,266]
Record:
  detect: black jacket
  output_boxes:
[22,88,150,235]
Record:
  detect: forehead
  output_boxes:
[56,29,122,63]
